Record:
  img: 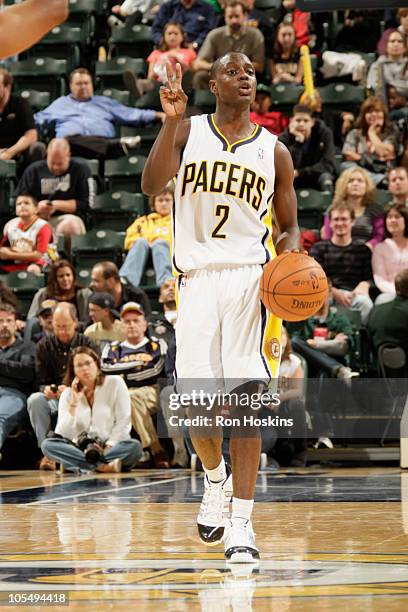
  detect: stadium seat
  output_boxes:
[67,0,99,39]
[319,83,365,113]
[26,24,85,71]
[75,267,93,287]
[296,189,332,229]
[120,124,161,156]
[98,88,130,106]
[110,24,154,59]
[71,229,124,269]
[193,90,216,114]
[10,58,67,98]
[5,271,45,317]
[270,84,303,112]
[19,89,51,112]
[0,160,17,218]
[75,158,103,195]
[95,58,147,91]
[90,191,146,231]
[105,155,146,192]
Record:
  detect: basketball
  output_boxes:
[260,252,329,321]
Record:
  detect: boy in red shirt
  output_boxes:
[0,193,52,274]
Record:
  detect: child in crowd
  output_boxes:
[0,193,52,274]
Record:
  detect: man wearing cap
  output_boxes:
[27,302,99,470]
[101,302,169,468]
[31,299,57,344]
[85,292,125,348]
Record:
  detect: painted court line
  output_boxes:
[24,475,191,505]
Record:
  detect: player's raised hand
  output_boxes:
[159,63,188,118]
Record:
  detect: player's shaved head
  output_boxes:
[210,52,253,80]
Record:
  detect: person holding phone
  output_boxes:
[42,346,142,473]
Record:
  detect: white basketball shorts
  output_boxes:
[175,264,281,388]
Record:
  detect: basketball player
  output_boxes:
[0,0,68,59]
[142,53,300,563]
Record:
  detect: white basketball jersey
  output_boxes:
[173,114,277,273]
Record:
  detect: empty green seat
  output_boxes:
[27,24,84,70]
[6,271,45,317]
[105,155,146,192]
[0,160,17,216]
[98,88,130,106]
[19,89,51,112]
[135,88,162,111]
[296,188,332,230]
[10,58,67,98]
[90,191,147,231]
[71,229,124,269]
[95,57,147,91]
[376,190,393,207]
[318,83,365,113]
[270,84,302,111]
[111,24,154,59]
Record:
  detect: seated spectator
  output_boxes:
[333,9,381,54]
[42,347,142,473]
[0,280,24,332]
[377,8,408,59]
[270,22,302,85]
[276,0,309,48]
[279,104,335,192]
[119,187,173,288]
[152,0,217,51]
[27,260,92,322]
[387,85,408,121]
[372,204,408,305]
[109,0,161,28]
[368,31,408,101]
[388,166,408,206]
[124,22,196,99]
[16,139,91,238]
[157,278,177,327]
[32,300,56,343]
[192,1,264,90]
[91,261,151,318]
[249,84,288,135]
[342,97,397,186]
[289,285,356,378]
[322,167,384,249]
[368,269,408,356]
[101,302,169,468]
[84,292,125,348]
[27,302,98,470]
[300,89,354,149]
[270,326,307,467]
[0,68,44,169]
[34,68,164,160]
[0,193,52,274]
[311,202,374,324]
[0,302,35,463]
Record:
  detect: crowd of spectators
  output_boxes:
[1,2,408,469]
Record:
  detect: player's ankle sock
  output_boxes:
[204,457,226,483]
[232,497,254,522]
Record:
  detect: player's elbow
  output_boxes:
[141,174,157,197]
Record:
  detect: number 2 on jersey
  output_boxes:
[211,204,230,239]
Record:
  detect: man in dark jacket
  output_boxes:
[0,302,35,462]
[279,104,336,192]
[27,302,98,469]
[152,0,217,50]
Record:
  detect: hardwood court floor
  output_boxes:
[0,467,408,610]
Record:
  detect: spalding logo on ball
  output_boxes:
[260,252,329,322]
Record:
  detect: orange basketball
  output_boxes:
[260,252,329,322]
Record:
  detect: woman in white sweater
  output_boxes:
[42,347,142,472]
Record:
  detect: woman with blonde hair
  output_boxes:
[342,96,397,185]
[321,166,384,249]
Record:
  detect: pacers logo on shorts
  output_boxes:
[266,337,280,361]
